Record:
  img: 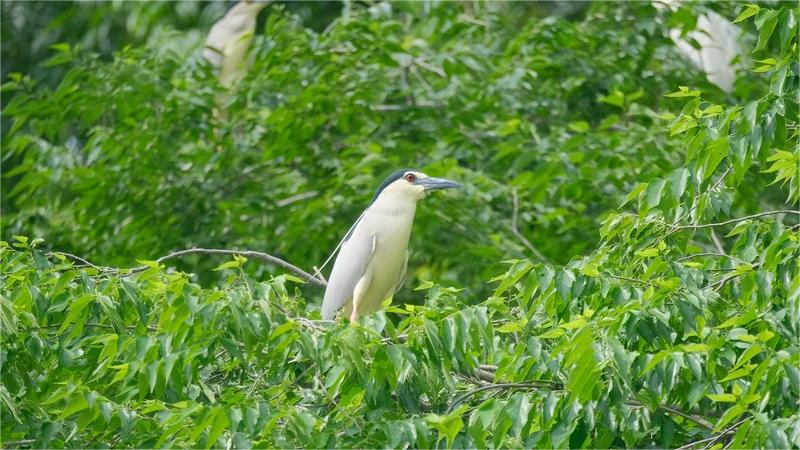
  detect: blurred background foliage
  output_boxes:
[2,0,775,293]
[1,0,799,448]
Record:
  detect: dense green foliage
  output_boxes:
[1,1,799,448]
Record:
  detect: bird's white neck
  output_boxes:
[369,188,419,218]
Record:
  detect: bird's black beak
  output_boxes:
[419,177,463,191]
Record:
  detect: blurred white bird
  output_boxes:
[204,0,270,87]
[655,1,744,92]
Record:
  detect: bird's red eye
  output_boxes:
[405,173,416,182]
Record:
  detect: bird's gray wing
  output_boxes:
[320,228,376,320]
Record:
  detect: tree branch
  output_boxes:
[144,248,326,287]
[667,210,798,231]
[675,252,748,264]
[675,417,750,450]
[47,252,115,273]
[446,381,561,414]
[53,247,328,288]
[275,191,318,208]
[2,439,36,448]
[446,380,715,431]
[625,399,713,431]
[369,101,440,112]
[509,188,550,263]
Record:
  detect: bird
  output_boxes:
[320,170,462,322]
[653,1,744,92]
[669,10,744,92]
[203,0,270,87]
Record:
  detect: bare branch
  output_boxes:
[50,247,327,288]
[711,262,762,290]
[626,399,714,431]
[675,252,748,265]
[446,381,561,414]
[447,380,715,431]
[509,188,550,263]
[709,229,726,254]
[48,252,115,273]
[675,417,750,450]
[412,57,446,78]
[667,210,798,231]
[139,248,327,287]
[672,166,732,227]
[275,191,318,208]
[3,439,36,448]
[370,101,440,112]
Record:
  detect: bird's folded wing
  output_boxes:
[321,233,377,320]
[394,249,409,294]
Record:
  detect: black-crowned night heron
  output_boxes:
[204,0,270,87]
[321,170,462,322]
[654,0,744,92]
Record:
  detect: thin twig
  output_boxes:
[369,102,440,112]
[447,381,715,431]
[34,322,116,331]
[51,247,327,287]
[703,417,750,449]
[412,57,446,78]
[312,266,327,283]
[509,188,550,263]
[672,166,732,227]
[275,191,318,208]
[2,439,36,448]
[409,65,436,98]
[446,381,561,414]
[711,262,762,290]
[380,333,408,344]
[474,367,496,383]
[667,210,798,231]
[709,230,726,254]
[140,248,326,287]
[675,417,750,450]
[47,252,114,273]
[458,13,489,27]
[675,253,748,264]
[626,400,714,431]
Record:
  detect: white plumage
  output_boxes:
[321,170,461,322]
[204,1,269,87]
[655,1,745,92]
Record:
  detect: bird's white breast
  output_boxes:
[355,193,417,314]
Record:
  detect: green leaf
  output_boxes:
[665,86,701,98]
[556,269,575,300]
[714,404,745,432]
[754,10,779,52]
[733,4,760,23]
[214,258,244,271]
[707,393,737,403]
[206,408,229,449]
[702,136,729,182]
[645,178,666,208]
[670,168,689,200]
[720,365,754,382]
[733,345,762,371]
[681,343,710,352]
[497,322,524,333]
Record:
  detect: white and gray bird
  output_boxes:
[654,0,745,92]
[204,0,270,87]
[321,170,462,322]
